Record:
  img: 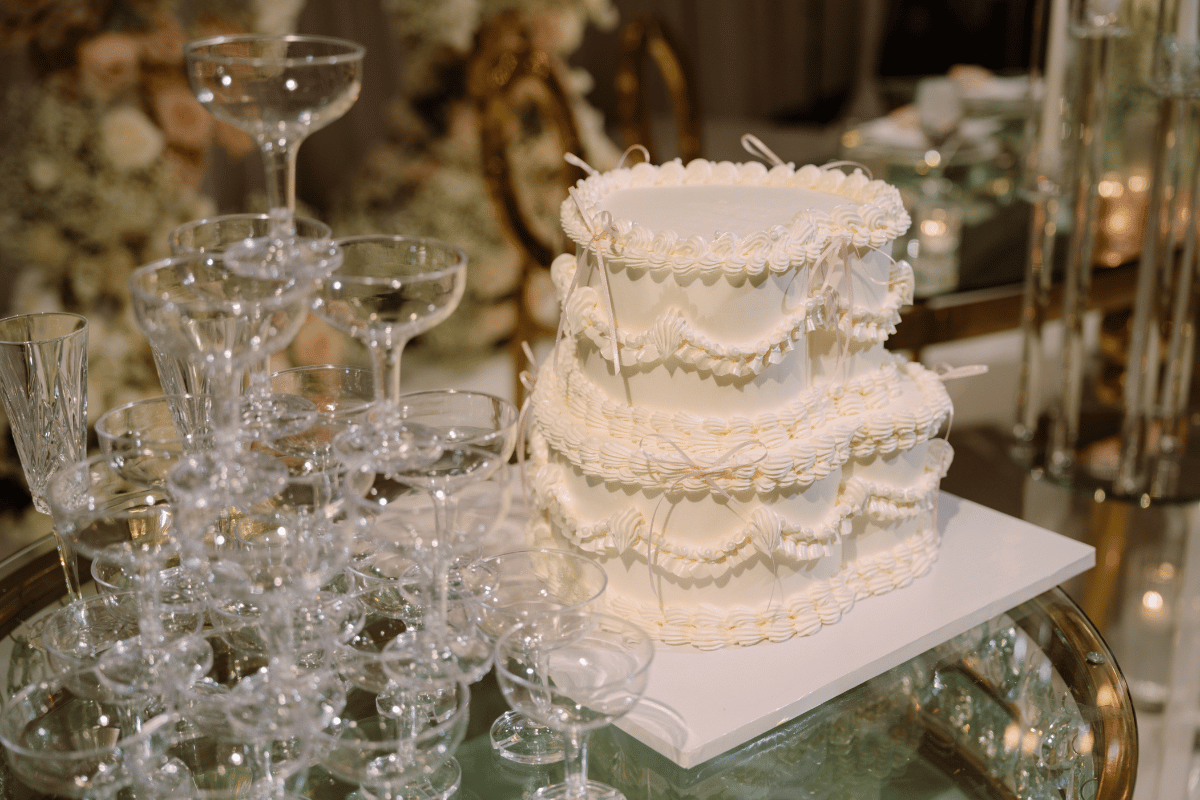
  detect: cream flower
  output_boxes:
[78,32,141,101]
[100,106,165,171]
[468,244,521,299]
[141,12,186,65]
[27,157,60,192]
[255,0,307,35]
[289,313,348,367]
[150,79,213,152]
[529,8,586,54]
[22,222,71,272]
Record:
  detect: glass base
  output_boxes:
[240,391,317,441]
[360,757,461,800]
[533,780,625,800]
[224,234,343,280]
[333,421,442,473]
[490,710,564,764]
[96,633,213,699]
[168,449,288,509]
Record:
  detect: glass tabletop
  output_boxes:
[0,540,1135,800]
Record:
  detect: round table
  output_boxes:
[0,536,1136,800]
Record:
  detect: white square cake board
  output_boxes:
[615,492,1095,768]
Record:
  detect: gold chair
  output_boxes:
[615,14,702,164]
[467,10,585,402]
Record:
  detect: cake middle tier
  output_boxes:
[528,343,954,571]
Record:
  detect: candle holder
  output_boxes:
[1115,29,1200,498]
[911,186,965,298]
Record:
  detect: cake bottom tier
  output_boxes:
[526,441,953,649]
[529,508,941,649]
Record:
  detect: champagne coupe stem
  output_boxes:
[134,564,167,651]
[261,137,300,241]
[369,337,409,417]
[245,355,274,402]
[562,728,590,799]
[212,364,247,457]
[429,486,453,640]
[50,531,82,603]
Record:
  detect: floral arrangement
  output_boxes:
[0,0,621,515]
[0,1,280,417]
[331,0,622,355]
[0,0,297,512]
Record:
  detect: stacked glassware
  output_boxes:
[0,32,652,800]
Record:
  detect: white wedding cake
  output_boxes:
[525,156,954,649]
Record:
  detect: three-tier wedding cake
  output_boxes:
[526,155,953,649]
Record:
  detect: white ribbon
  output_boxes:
[565,187,622,365]
[821,158,874,181]
[515,341,541,501]
[932,363,989,381]
[639,436,770,607]
[741,133,787,167]
[931,361,987,445]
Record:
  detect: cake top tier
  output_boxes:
[561,158,910,277]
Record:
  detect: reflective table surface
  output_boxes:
[0,538,1136,800]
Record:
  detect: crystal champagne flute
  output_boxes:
[128,252,314,506]
[185,34,364,279]
[0,312,89,600]
[169,213,338,440]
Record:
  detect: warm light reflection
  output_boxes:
[1098,178,1124,198]
[1022,726,1041,756]
[1128,172,1150,192]
[924,149,941,168]
[1152,562,1176,582]
[920,218,948,238]
[1143,589,1164,613]
[1004,722,1022,754]
[1104,209,1130,234]
[1076,727,1094,756]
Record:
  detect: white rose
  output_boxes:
[255,0,306,34]
[101,107,165,171]
[28,157,60,191]
[469,245,521,300]
[22,222,71,271]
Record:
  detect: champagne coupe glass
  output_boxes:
[494,611,654,800]
[96,394,215,489]
[123,711,314,800]
[128,252,313,507]
[471,549,608,765]
[315,234,468,471]
[315,678,470,800]
[39,593,141,699]
[268,364,374,469]
[170,213,338,440]
[47,454,212,703]
[381,390,518,677]
[185,34,364,279]
[199,463,360,739]
[0,667,162,799]
[358,448,504,688]
[0,312,88,600]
